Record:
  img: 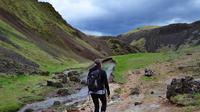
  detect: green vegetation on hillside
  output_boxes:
[113,53,170,83]
[130,38,146,52]
[124,26,160,35]
[0,0,102,66]
[0,0,74,35]
[0,19,78,72]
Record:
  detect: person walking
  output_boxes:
[87,59,110,112]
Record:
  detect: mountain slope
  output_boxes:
[0,0,104,73]
[119,22,200,52]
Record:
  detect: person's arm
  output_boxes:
[103,71,110,96]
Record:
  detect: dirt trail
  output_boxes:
[78,51,200,112]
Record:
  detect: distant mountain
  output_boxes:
[119,21,200,52]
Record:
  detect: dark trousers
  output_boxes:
[91,94,107,112]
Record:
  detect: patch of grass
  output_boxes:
[141,76,157,81]
[170,93,200,106]
[0,75,53,112]
[113,53,170,83]
[192,93,200,106]
[124,26,160,35]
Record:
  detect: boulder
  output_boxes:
[144,69,155,77]
[166,76,200,101]
[57,88,70,96]
[47,80,63,88]
[62,77,68,83]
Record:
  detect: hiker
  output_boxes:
[87,59,110,112]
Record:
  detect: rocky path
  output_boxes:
[79,51,200,112]
[18,60,116,112]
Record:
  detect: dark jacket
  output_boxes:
[88,66,110,96]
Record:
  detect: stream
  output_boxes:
[18,61,115,112]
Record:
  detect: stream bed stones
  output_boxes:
[57,88,70,96]
[47,80,63,88]
[47,70,83,97]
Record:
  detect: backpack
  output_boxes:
[87,69,102,92]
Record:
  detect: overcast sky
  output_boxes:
[39,0,200,36]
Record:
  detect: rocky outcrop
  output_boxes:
[166,76,200,101]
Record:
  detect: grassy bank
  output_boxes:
[0,75,53,112]
[113,53,171,83]
[0,61,91,112]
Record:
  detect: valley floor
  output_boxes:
[1,46,200,112]
[74,46,200,112]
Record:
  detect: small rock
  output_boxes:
[69,76,80,82]
[134,70,141,74]
[151,91,154,94]
[24,108,34,112]
[178,66,185,70]
[130,87,140,95]
[80,108,85,111]
[67,108,80,112]
[41,71,50,76]
[53,101,61,105]
[111,94,120,100]
[186,53,192,55]
[80,80,87,85]
[134,102,142,106]
[68,71,79,77]
[144,69,155,77]
[62,77,68,83]
[56,73,65,79]
[57,88,70,96]
[47,80,63,88]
